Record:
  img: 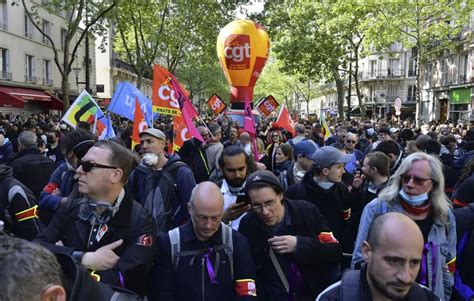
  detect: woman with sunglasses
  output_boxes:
[352,152,456,301]
[265,130,283,171]
[273,144,294,177]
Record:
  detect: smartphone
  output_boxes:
[236,194,250,205]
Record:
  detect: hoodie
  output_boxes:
[0,137,13,164]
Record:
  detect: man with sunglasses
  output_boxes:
[351,152,456,301]
[239,170,342,301]
[36,140,156,297]
[343,132,364,175]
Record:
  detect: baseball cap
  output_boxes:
[293,140,317,157]
[245,170,284,194]
[139,128,166,141]
[378,127,391,135]
[311,146,352,168]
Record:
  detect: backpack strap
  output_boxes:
[340,269,361,300]
[279,170,289,191]
[220,222,234,280]
[169,227,181,269]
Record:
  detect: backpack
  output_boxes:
[168,222,235,280]
[133,161,189,236]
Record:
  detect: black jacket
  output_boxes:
[0,165,43,239]
[285,170,351,249]
[35,190,156,297]
[149,222,256,301]
[239,199,342,301]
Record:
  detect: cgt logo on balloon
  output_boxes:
[224,35,251,70]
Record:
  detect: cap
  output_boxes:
[139,128,166,141]
[311,146,352,168]
[378,127,391,135]
[245,170,284,194]
[390,127,399,133]
[293,140,317,157]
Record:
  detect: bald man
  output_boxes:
[317,212,440,301]
[148,182,257,301]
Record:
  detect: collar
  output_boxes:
[181,221,223,246]
[105,188,133,226]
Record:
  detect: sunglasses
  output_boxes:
[78,160,118,172]
[401,174,432,186]
[346,140,357,144]
[272,134,279,137]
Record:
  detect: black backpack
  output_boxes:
[133,161,188,236]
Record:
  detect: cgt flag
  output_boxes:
[255,95,279,117]
[273,105,295,137]
[62,90,106,137]
[131,97,148,150]
[172,113,192,153]
[152,64,190,116]
[207,94,227,115]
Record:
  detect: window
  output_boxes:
[407,85,417,102]
[388,59,400,76]
[25,54,35,82]
[43,59,52,85]
[24,14,33,38]
[460,53,468,83]
[443,60,449,85]
[425,63,433,84]
[0,48,9,80]
[42,20,51,45]
[60,28,67,50]
[0,1,7,30]
[408,57,417,76]
[370,60,377,78]
[387,85,398,102]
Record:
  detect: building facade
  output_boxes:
[0,0,95,115]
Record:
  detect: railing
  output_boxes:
[459,74,467,84]
[0,71,12,80]
[42,78,53,86]
[406,96,416,102]
[25,75,37,83]
[42,36,50,46]
[408,70,417,77]
[24,32,32,39]
[358,69,406,80]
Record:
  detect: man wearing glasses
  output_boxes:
[343,132,364,175]
[148,181,257,301]
[36,140,156,297]
[239,170,342,301]
[351,152,456,301]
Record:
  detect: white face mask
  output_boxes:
[142,153,159,167]
[399,189,429,206]
[318,181,335,190]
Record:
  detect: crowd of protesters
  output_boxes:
[1,109,474,301]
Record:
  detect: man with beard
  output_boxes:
[215,145,255,230]
[317,212,439,301]
[223,125,241,148]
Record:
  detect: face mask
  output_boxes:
[399,189,429,206]
[142,153,159,167]
[318,181,335,190]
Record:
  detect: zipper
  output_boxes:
[201,256,205,301]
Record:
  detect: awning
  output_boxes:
[0,86,63,110]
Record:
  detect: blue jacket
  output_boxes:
[128,154,196,228]
[352,198,456,301]
[0,138,13,164]
[39,162,76,211]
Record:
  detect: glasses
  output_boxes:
[272,134,279,138]
[401,174,432,186]
[346,140,357,144]
[251,199,277,212]
[78,160,118,172]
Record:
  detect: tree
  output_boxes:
[113,0,242,91]
[360,0,472,125]
[16,0,116,111]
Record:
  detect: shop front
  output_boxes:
[450,87,471,122]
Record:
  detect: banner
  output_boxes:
[62,90,106,136]
[107,81,155,125]
[98,114,116,140]
[256,95,279,117]
[320,110,332,141]
[152,64,189,116]
[207,94,227,115]
[132,97,148,150]
[172,114,192,153]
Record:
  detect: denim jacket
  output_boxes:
[351,198,456,301]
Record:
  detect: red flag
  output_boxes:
[132,97,148,150]
[273,105,296,137]
[172,114,192,153]
[169,73,198,119]
[243,97,259,160]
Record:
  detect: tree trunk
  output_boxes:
[332,68,345,120]
[61,77,70,113]
[415,48,422,127]
[353,53,366,118]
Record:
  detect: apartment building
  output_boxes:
[95,27,153,107]
[0,0,95,114]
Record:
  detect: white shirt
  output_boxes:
[221,179,246,230]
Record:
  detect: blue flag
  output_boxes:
[107,82,157,125]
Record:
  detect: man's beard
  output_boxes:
[225,177,246,193]
[367,265,412,300]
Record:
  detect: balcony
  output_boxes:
[0,71,12,80]
[42,36,51,46]
[408,70,418,77]
[25,75,37,83]
[42,78,53,86]
[406,96,416,102]
[358,69,406,81]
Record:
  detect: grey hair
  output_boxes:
[378,152,451,224]
[0,235,63,300]
[18,130,37,148]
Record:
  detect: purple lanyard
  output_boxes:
[420,241,436,291]
[204,247,218,285]
[288,262,304,301]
